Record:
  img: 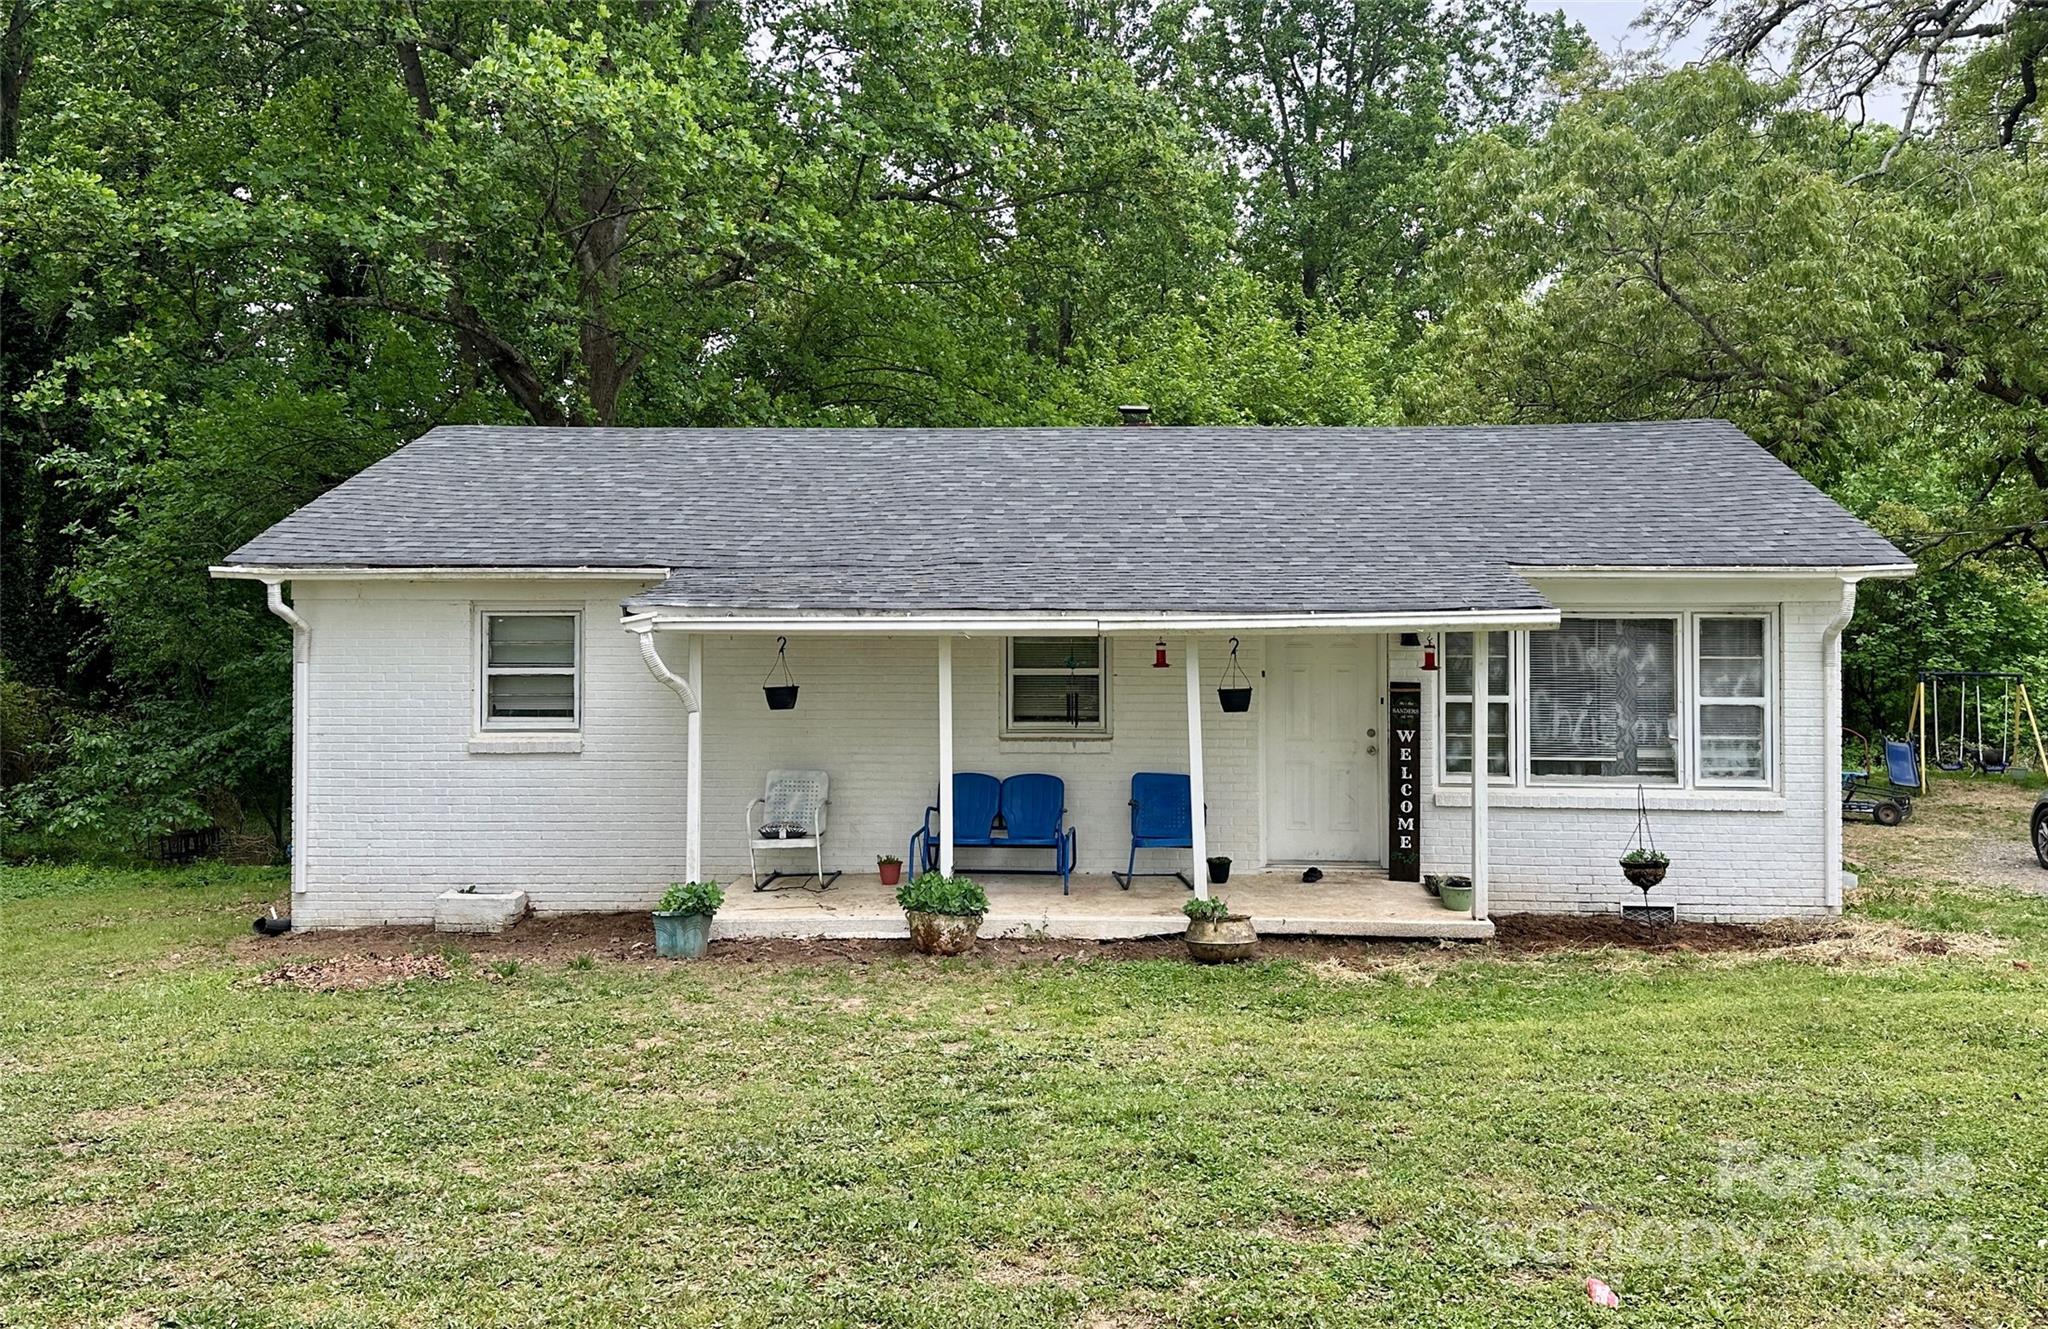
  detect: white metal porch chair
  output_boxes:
[745,768,841,892]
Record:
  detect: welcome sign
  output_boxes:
[1388,682,1422,881]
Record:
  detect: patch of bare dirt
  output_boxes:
[1845,775,2046,894]
[254,953,454,991]
[238,906,1996,976]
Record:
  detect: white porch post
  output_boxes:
[685,633,704,885]
[938,636,955,877]
[1185,635,1210,898]
[1470,627,1491,921]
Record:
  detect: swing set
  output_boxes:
[1907,671,2048,778]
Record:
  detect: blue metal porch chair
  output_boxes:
[909,772,1001,874]
[909,773,1077,893]
[1113,771,1195,890]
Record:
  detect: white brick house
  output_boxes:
[214,421,1911,933]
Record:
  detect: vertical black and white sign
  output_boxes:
[1388,682,1422,881]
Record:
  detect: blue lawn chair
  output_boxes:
[1114,771,1195,891]
[909,772,1001,874]
[993,774,1077,894]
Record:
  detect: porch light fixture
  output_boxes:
[1217,637,1253,713]
[1153,639,1169,668]
[1421,635,1439,672]
[762,636,800,710]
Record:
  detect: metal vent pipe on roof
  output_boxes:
[1117,404,1153,427]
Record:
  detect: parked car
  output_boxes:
[2033,792,2048,869]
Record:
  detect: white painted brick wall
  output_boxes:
[1414,578,1848,922]
[291,575,1852,928]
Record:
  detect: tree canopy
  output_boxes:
[3,0,2044,855]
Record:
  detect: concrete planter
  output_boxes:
[1184,914,1257,963]
[653,911,714,959]
[906,910,982,956]
[434,888,529,934]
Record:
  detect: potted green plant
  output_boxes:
[896,871,988,955]
[1434,874,1473,912]
[652,880,723,959]
[1620,848,1669,889]
[1182,896,1257,962]
[877,853,904,887]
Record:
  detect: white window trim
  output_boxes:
[1692,610,1777,789]
[477,608,583,733]
[1438,630,1518,786]
[1001,635,1113,738]
[1526,611,1686,788]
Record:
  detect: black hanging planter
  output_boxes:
[762,636,800,711]
[1217,637,1253,713]
[1619,785,1675,922]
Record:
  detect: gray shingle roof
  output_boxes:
[223,422,1909,615]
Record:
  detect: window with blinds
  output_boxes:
[1005,637,1110,734]
[1696,616,1770,783]
[481,612,580,730]
[1527,617,1678,783]
[1442,631,1510,779]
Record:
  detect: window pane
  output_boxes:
[1445,700,1473,773]
[1698,618,1766,699]
[1442,633,1508,699]
[1700,703,1766,781]
[1445,634,1474,698]
[1528,618,1677,782]
[488,614,576,668]
[487,672,575,720]
[1011,673,1102,725]
[1012,637,1100,671]
[1443,700,1509,776]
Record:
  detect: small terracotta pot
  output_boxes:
[878,860,903,886]
[907,910,982,956]
[1184,914,1257,963]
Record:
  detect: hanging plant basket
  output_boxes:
[1216,637,1253,713]
[1619,785,1673,915]
[1621,859,1668,890]
[762,636,800,711]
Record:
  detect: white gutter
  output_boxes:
[213,564,669,582]
[1518,563,1916,579]
[1820,577,1862,913]
[631,625,700,713]
[618,607,1562,635]
[262,580,310,897]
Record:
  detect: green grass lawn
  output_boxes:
[4,802,2047,1327]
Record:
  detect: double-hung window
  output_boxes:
[480,611,580,730]
[1695,616,1771,784]
[1442,631,1511,779]
[1004,636,1110,735]
[1527,617,1679,783]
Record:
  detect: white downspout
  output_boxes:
[1821,579,1860,913]
[633,628,704,884]
[262,580,310,897]
[634,628,701,712]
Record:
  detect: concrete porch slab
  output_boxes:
[708,868,1493,942]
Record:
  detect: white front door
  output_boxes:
[1264,635,1383,863]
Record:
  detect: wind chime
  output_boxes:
[762,636,800,710]
[1063,647,1084,727]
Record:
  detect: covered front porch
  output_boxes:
[710,868,1494,941]
[624,610,1551,941]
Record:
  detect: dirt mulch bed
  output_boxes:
[254,953,457,992]
[240,907,1804,973]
